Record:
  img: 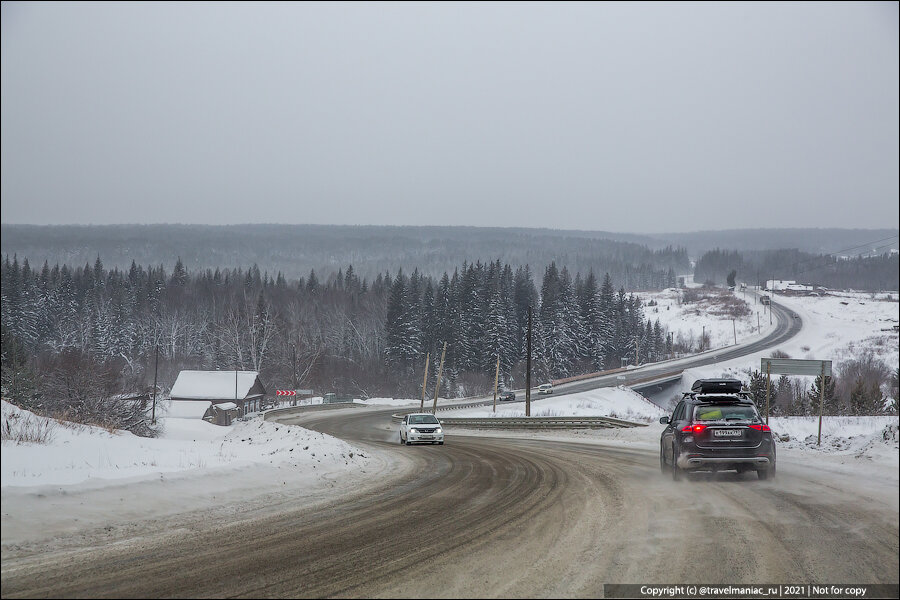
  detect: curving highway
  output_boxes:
[2,297,897,598]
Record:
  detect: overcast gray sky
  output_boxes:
[1,1,897,233]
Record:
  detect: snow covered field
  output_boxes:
[1,400,371,488]
[637,286,776,352]
[679,290,898,408]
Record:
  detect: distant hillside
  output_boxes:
[0,224,687,288]
[651,228,898,257]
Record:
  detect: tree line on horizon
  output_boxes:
[694,248,898,291]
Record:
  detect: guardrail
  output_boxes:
[264,402,362,421]
[390,414,645,429]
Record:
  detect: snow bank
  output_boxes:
[769,415,899,458]
[1,400,370,488]
[444,386,666,423]
[353,397,421,407]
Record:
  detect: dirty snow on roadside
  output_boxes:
[1,400,370,488]
[443,386,666,423]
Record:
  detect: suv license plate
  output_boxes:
[713,429,742,437]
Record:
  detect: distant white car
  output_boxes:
[538,383,553,395]
[399,413,444,445]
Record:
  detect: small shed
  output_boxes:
[170,370,268,422]
[164,399,214,422]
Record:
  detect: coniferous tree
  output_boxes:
[1,322,40,410]
[849,378,883,415]
[807,375,838,415]
[747,369,773,413]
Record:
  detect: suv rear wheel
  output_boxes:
[671,445,682,481]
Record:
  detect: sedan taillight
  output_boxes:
[748,424,771,431]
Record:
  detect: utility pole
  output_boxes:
[151,344,159,424]
[701,325,706,351]
[765,361,771,425]
[420,352,430,412]
[817,362,826,446]
[432,342,447,414]
[757,312,760,334]
[493,353,500,413]
[291,343,297,406]
[732,319,737,345]
[526,306,532,418]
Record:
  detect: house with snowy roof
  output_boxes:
[170,370,267,423]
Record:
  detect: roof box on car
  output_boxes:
[690,378,744,394]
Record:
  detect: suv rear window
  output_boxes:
[693,404,759,422]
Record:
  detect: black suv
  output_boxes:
[499,390,516,401]
[659,378,776,480]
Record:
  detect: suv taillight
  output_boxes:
[748,424,771,431]
[682,424,707,433]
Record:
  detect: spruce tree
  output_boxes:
[807,375,839,415]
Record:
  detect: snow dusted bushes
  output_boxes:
[748,353,896,417]
[1,403,55,444]
[32,350,157,437]
[680,287,750,319]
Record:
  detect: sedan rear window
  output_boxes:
[694,405,759,422]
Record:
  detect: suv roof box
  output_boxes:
[691,378,743,394]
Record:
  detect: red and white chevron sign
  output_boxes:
[276,390,296,396]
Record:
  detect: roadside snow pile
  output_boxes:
[769,415,899,457]
[446,386,666,422]
[354,398,420,407]
[1,400,370,488]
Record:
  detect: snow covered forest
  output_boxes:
[0,255,675,422]
[694,248,899,290]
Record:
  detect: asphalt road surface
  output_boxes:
[2,297,897,598]
[3,404,897,598]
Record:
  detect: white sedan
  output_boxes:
[399,413,444,445]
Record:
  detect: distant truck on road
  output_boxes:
[760,295,771,305]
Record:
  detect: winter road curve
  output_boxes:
[2,404,897,598]
[2,297,896,598]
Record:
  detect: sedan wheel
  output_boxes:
[659,444,667,474]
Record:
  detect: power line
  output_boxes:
[790,239,898,278]
[773,234,898,274]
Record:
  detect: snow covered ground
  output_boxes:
[443,386,666,423]
[637,286,776,352]
[1,400,371,488]
[2,285,895,551]
[677,290,898,408]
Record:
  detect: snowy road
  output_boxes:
[2,405,897,598]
